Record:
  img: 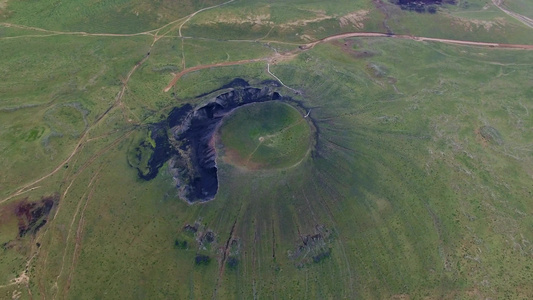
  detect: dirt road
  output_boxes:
[492,0,533,29]
[163,32,533,92]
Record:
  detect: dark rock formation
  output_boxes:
[169,86,281,203]
[390,0,456,13]
[132,79,294,204]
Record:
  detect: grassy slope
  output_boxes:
[504,0,533,19]
[0,0,533,299]
[27,39,533,299]
[268,39,533,297]
[0,0,227,33]
[0,34,151,197]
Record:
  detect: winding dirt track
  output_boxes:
[163,58,266,92]
[492,0,533,29]
[163,32,533,92]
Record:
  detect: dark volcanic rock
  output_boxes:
[137,125,173,181]
[390,0,455,13]
[169,87,280,203]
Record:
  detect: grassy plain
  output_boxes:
[503,0,533,19]
[0,0,533,299]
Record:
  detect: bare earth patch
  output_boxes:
[194,8,369,30]
[220,147,264,171]
[451,16,507,31]
[339,10,369,28]
[203,6,273,25]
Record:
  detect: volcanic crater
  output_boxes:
[132,79,314,204]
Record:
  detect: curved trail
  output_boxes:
[0,0,235,204]
[163,32,533,92]
[492,0,533,29]
[0,22,155,38]
[0,53,148,205]
[178,0,235,37]
[266,63,300,94]
[163,58,266,92]
[0,3,243,292]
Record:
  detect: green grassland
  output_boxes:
[0,0,227,33]
[219,101,312,169]
[1,0,533,299]
[504,0,533,19]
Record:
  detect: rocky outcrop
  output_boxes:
[130,78,289,203]
[168,86,281,203]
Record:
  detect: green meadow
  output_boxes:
[1,0,533,299]
[219,101,312,170]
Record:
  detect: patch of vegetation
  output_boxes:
[43,103,88,138]
[195,254,211,266]
[174,239,188,249]
[479,125,503,145]
[289,226,334,267]
[226,257,239,270]
[127,126,172,180]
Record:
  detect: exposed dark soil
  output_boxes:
[15,194,58,237]
[170,85,283,203]
[289,225,333,268]
[390,0,455,13]
[203,231,215,243]
[134,125,174,181]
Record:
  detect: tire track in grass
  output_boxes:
[178,0,236,38]
[163,58,266,92]
[51,168,101,299]
[310,165,356,298]
[62,175,99,298]
[252,218,260,300]
[32,130,131,297]
[0,27,150,204]
[0,53,146,205]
